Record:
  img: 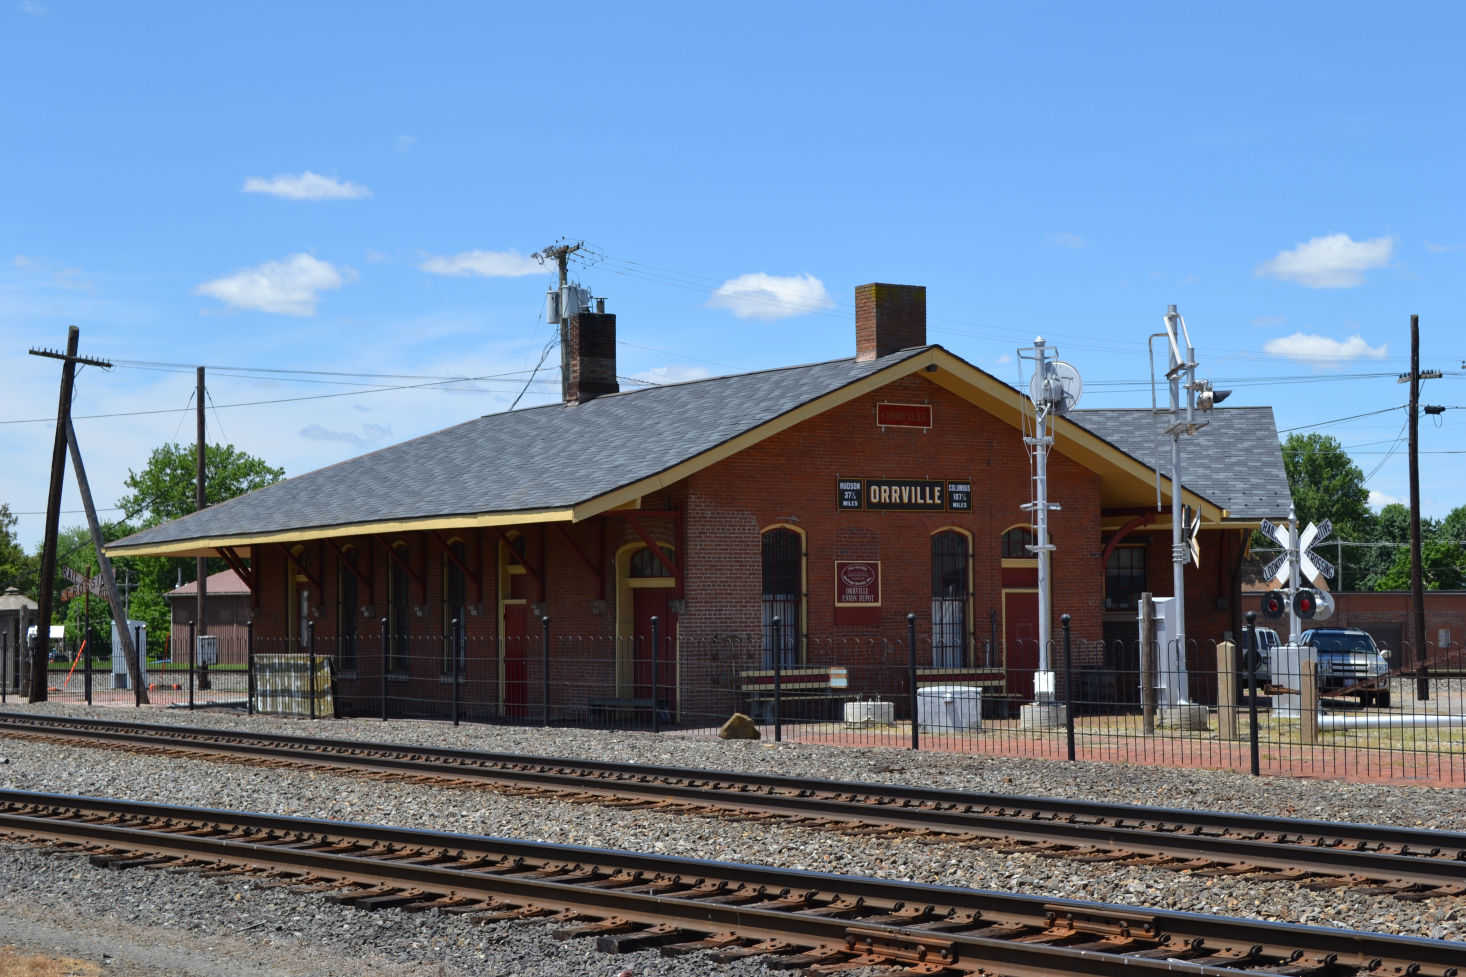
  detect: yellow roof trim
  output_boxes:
[104,508,576,559]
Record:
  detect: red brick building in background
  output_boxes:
[108,284,1290,720]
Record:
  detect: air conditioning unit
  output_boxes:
[197,634,218,666]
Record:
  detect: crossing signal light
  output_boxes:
[1260,591,1286,619]
[1294,588,1318,620]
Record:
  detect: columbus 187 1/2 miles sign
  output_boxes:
[837,477,971,512]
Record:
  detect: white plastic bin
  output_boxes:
[916,685,982,731]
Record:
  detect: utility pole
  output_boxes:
[196,366,207,671]
[533,240,584,390]
[1399,314,1443,702]
[27,327,110,701]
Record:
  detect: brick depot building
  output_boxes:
[108,284,1290,720]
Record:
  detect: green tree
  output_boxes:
[119,442,285,528]
[1272,434,1373,590]
[116,441,285,601]
[0,502,37,595]
[1375,540,1466,591]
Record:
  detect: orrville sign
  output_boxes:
[837,477,969,511]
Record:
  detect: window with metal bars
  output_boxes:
[336,551,357,672]
[761,528,802,668]
[630,546,673,578]
[1104,546,1147,610]
[388,547,410,673]
[932,530,969,667]
[442,540,466,674]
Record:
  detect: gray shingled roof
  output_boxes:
[111,348,929,549]
[1067,406,1291,521]
[111,349,1292,553]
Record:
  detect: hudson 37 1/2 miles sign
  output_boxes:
[837,477,971,512]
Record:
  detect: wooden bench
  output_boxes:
[587,696,666,726]
[738,666,845,722]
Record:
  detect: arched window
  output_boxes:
[442,539,466,674]
[336,546,358,672]
[388,543,410,674]
[630,546,673,578]
[1001,526,1036,560]
[932,530,969,667]
[761,528,802,667]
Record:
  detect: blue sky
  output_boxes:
[3,1,1463,549]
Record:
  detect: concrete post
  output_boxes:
[1216,640,1237,740]
[1300,659,1318,745]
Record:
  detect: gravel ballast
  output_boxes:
[2,701,1465,976]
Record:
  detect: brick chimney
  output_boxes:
[855,283,926,361]
[561,311,619,403]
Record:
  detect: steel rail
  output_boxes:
[3,711,1465,894]
[0,789,1461,977]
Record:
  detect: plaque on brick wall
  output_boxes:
[876,401,932,430]
[835,560,881,606]
[947,481,972,511]
[837,478,863,510]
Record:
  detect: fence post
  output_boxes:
[988,609,998,668]
[650,615,661,734]
[307,618,317,720]
[188,619,196,711]
[380,617,389,722]
[2,632,7,704]
[451,617,461,727]
[1246,611,1260,776]
[83,598,92,706]
[907,612,919,752]
[1062,614,1075,762]
[771,616,782,743]
[134,623,143,708]
[541,614,550,728]
[1216,641,1238,740]
[246,619,255,715]
[1139,593,1155,735]
[1300,659,1318,745]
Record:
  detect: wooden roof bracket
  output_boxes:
[433,531,481,591]
[279,543,322,593]
[1100,515,1151,566]
[557,523,603,593]
[218,547,254,591]
[621,510,681,587]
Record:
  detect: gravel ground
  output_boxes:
[2,701,1466,976]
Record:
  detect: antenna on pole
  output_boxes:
[1016,337,1082,729]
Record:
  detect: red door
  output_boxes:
[632,589,676,711]
[1004,590,1039,700]
[503,604,530,719]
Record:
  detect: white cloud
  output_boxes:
[996,353,1013,365]
[299,422,393,450]
[242,171,371,201]
[706,272,834,320]
[1050,232,1086,249]
[18,1,46,15]
[1368,490,1403,509]
[418,250,543,278]
[628,365,713,386]
[1262,331,1388,364]
[1256,233,1393,288]
[195,253,350,316]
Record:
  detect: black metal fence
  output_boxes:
[13,615,1466,785]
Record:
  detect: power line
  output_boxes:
[1277,405,1406,433]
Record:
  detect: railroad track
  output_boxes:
[3,711,1465,899]
[1,789,1461,977]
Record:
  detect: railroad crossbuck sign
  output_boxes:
[1258,518,1335,589]
[60,567,105,602]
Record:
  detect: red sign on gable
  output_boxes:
[835,560,881,607]
[876,402,932,430]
